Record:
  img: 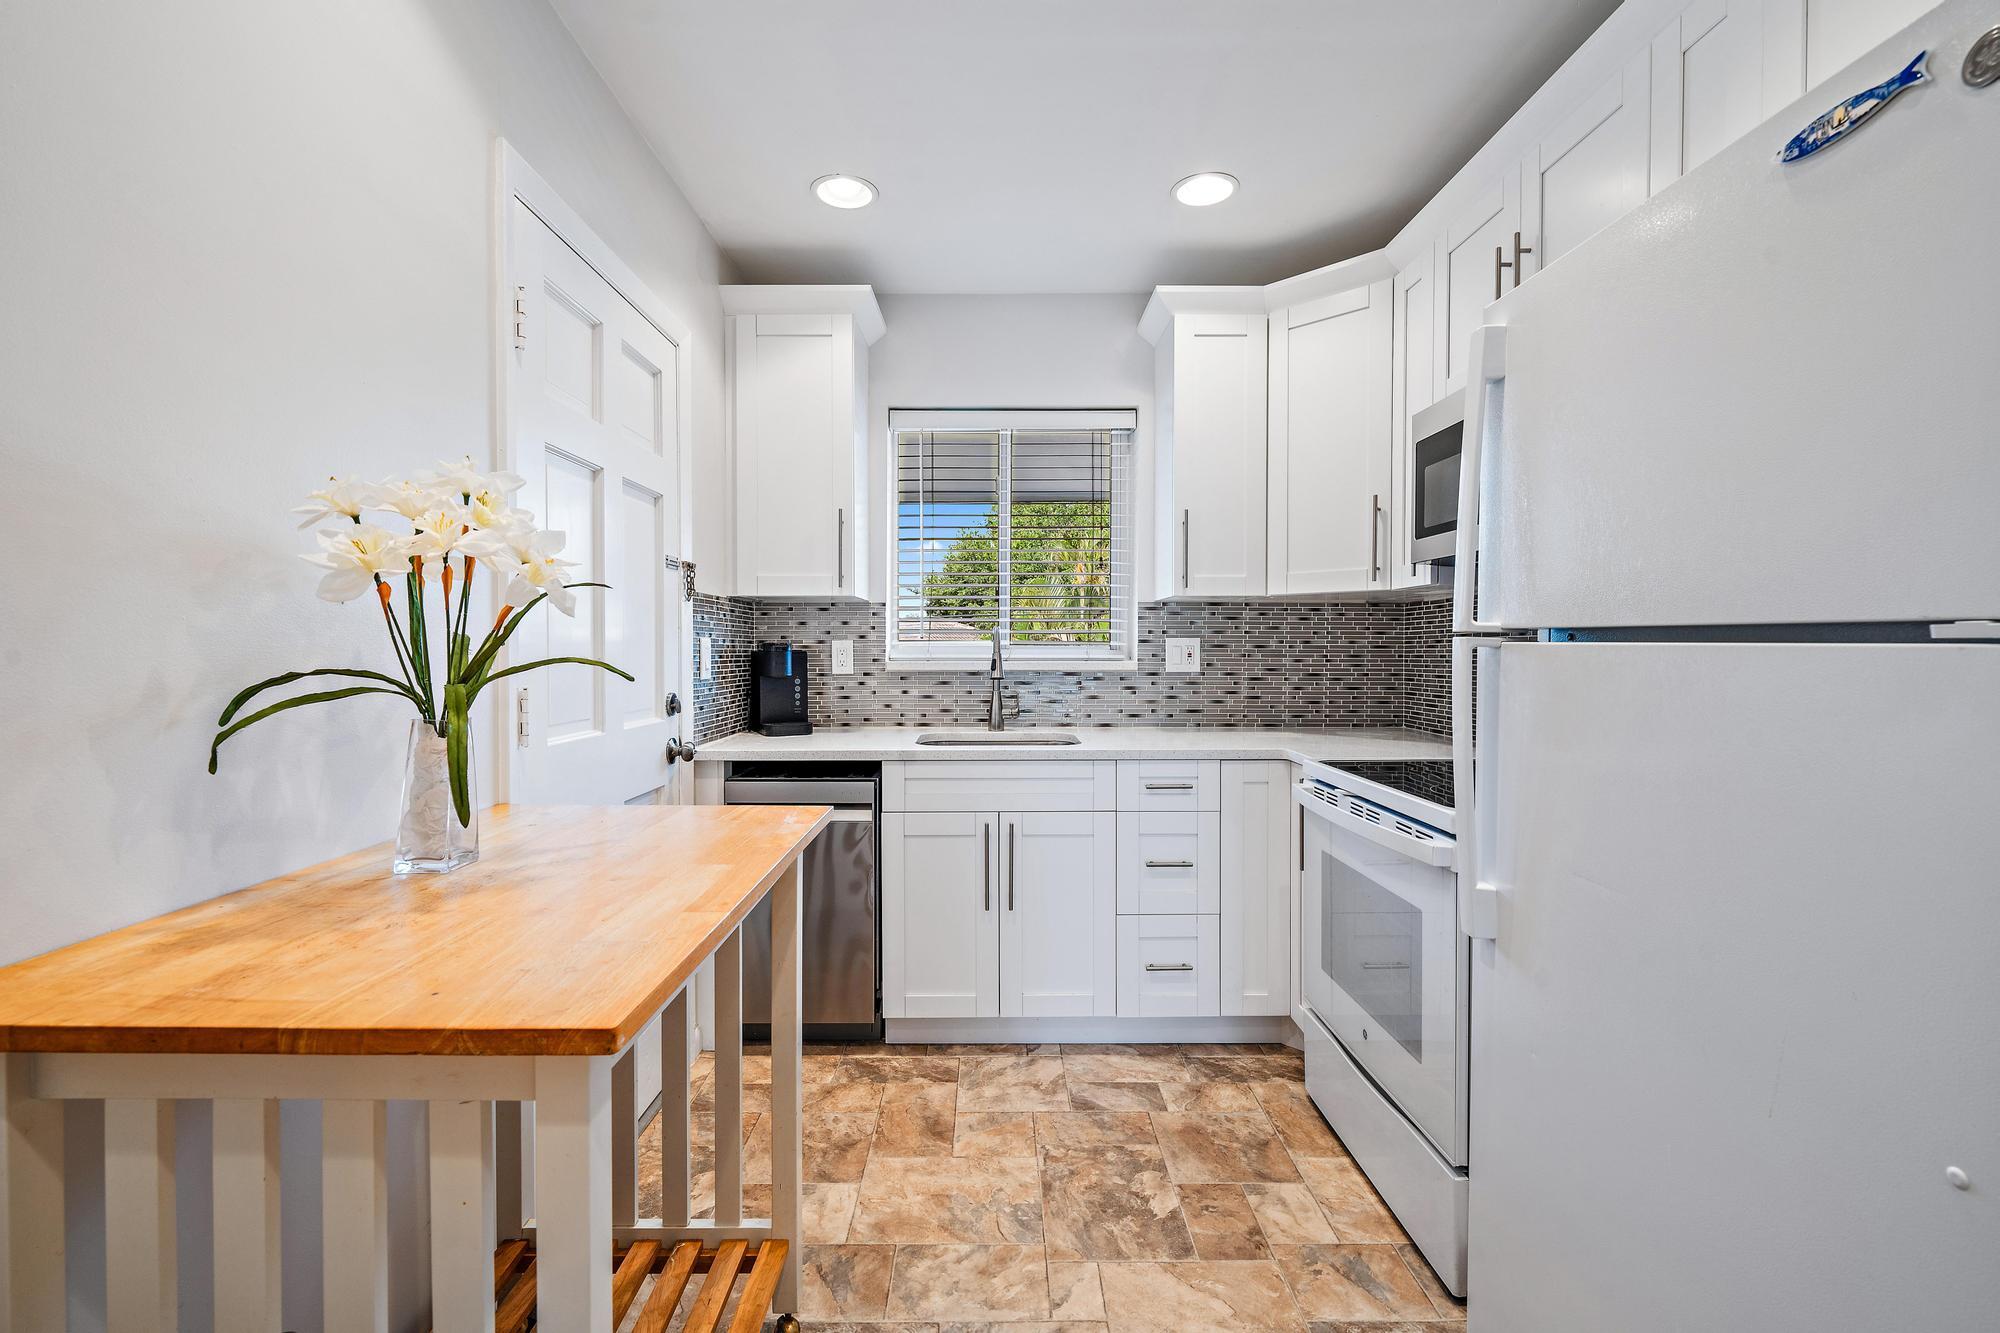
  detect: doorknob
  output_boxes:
[665,691,682,718]
[667,739,696,763]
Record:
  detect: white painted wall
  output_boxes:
[865,294,1155,603]
[0,2,729,1329]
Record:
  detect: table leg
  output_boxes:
[429,1098,497,1333]
[212,1098,283,1332]
[1,1053,64,1333]
[770,857,803,1311]
[533,1055,612,1329]
[104,1098,176,1333]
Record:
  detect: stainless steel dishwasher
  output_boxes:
[722,761,881,1042]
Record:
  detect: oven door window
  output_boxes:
[1321,854,1424,1059]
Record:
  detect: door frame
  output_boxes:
[493,140,697,805]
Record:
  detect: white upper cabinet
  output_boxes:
[723,285,883,599]
[1519,49,1653,278]
[1267,277,1394,596]
[1390,250,1445,588]
[1650,0,1787,187]
[1785,0,1937,93]
[1140,290,1269,599]
[1434,177,1521,396]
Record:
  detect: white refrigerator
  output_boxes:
[1452,3,2000,1329]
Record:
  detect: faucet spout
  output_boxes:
[988,635,1005,731]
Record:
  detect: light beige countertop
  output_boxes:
[693,725,1450,765]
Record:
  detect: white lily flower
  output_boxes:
[371,477,454,523]
[421,455,525,500]
[292,476,379,529]
[405,502,475,561]
[467,491,535,535]
[491,529,580,616]
[301,524,412,603]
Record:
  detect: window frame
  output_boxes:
[885,407,1140,672]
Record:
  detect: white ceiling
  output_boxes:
[552,0,1623,294]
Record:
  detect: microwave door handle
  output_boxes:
[1453,323,1508,635]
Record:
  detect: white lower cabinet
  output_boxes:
[1116,811,1219,914]
[1117,915,1220,1017]
[1219,761,1295,1016]
[882,806,1115,1019]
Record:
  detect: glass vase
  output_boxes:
[395,718,479,874]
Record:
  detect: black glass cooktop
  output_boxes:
[1325,759,1455,810]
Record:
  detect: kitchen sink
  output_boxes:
[915,731,1082,747]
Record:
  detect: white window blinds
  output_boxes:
[893,413,1134,659]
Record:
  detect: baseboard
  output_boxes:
[886,1014,1301,1046]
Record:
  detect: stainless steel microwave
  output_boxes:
[1409,391,1464,564]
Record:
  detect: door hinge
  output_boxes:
[514,686,530,748]
[666,554,697,599]
[512,285,528,351]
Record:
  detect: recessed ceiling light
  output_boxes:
[1172,172,1238,207]
[812,174,878,209]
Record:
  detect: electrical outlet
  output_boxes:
[699,635,713,680]
[1166,637,1201,673]
[830,639,855,675]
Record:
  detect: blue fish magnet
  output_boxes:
[1780,51,1929,162]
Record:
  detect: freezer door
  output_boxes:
[1467,642,2000,1331]
[1462,1,2000,629]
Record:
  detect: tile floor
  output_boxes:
[629,1042,1466,1332]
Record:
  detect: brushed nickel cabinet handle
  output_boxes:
[1145,859,1196,869]
[1496,230,1534,297]
[1361,961,1411,970]
[1008,821,1016,911]
[835,508,845,590]
[1494,243,1505,301]
[1144,782,1194,791]
[1370,493,1382,581]
[1145,963,1195,972]
[1181,509,1191,590]
[983,821,991,912]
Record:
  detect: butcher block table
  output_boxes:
[0,802,828,1333]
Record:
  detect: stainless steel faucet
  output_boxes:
[988,634,1006,731]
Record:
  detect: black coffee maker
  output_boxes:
[750,642,812,736]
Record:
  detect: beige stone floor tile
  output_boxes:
[829,1054,963,1085]
[1033,1110,1157,1148]
[938,1325,1107,1333]
[1178,1182,1273,1260]
[1294,1156,1410,1244]
[1179,1042,1295,1057]
[804,1181,861,1244]
[1397,1242,1467,1322]
[849,1155,1044,1244]
[1270,1243,1437,1322]
[1244,1182,1339,1245]
[1160,1080,1264,1112]
[798,1243,895,1322]
[957,1055,1070,1112]
[805,1111,880,1183]
[1303,1323,1437,1333]
[811,1078,889,1114]
[1097,1259,1307,1332]
[1062,1050,1191,1083]
[905,1042,1057,1057]
[1067,1081,1169,1112]
[802,1325,939,1333]
[874,1083,959,1157]
[1039,1143,1195,1262]
[1182,1052,1303,1083]
[883,1244,1052,1322]
[1059,1042,1180,1055]
[1251,1080,1348,1158]
[1048,1260,1107,1320]
[954,1111,1037,1159]
[1153,1112,1300,1183]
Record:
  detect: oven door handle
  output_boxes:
[1293,786,1456,869]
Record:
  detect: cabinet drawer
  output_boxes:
[1116,812,1219,914]
[1116,760,1220,812]
[884,761,1117,813]
[1116,915,1219,1018]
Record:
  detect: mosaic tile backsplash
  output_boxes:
[693,594,1454,740]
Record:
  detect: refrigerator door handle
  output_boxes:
[1453,324,1508,635]
[1454,638,1501,940]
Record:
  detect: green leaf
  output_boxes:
[218,669,420,726]
[459,583,613,684]
[469,655,635,701]
[444,684,471,827]
[209,686,412,773]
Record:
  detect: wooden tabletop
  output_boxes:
[0,804,829,1057]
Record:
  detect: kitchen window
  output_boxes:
[890,408,1136,668]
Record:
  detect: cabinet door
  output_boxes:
[1435,178,1520,396]
[732,312,858,598]
[1117,915,1220,1018]
[1650,0,1780,189]
[1390,252,1442,588]
[883,812,999,1018]
[999,811,1117,1018]
[1520,50,1652,278]
[1266,282,1394,595]
[1219,761,1294,1017]
[1789,0,1936,95]
[1168,313,1267,597]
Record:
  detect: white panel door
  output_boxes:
[1266,283,1393,595]
[1218,761,1293,1017]
[732,313,858,598]
[1168,313,1267,597]
[1435,179,1521,395]
[507,200,682,805]
[1467,641,2000,1332]
[882,812,999,1018]
[999,812,1116,1018]
[1520,51,1652,278]
[1390,251,1440,588]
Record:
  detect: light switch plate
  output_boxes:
[699,635,713,680]
[1166,637,1201,673]
[830,639,855,675]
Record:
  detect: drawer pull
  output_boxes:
[1143,782,1195,791]
[1144,859,1196,869]
[1360,962,1411,970]
[1145,962,1195,972]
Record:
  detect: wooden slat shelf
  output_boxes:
[468,1238,795,1333]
